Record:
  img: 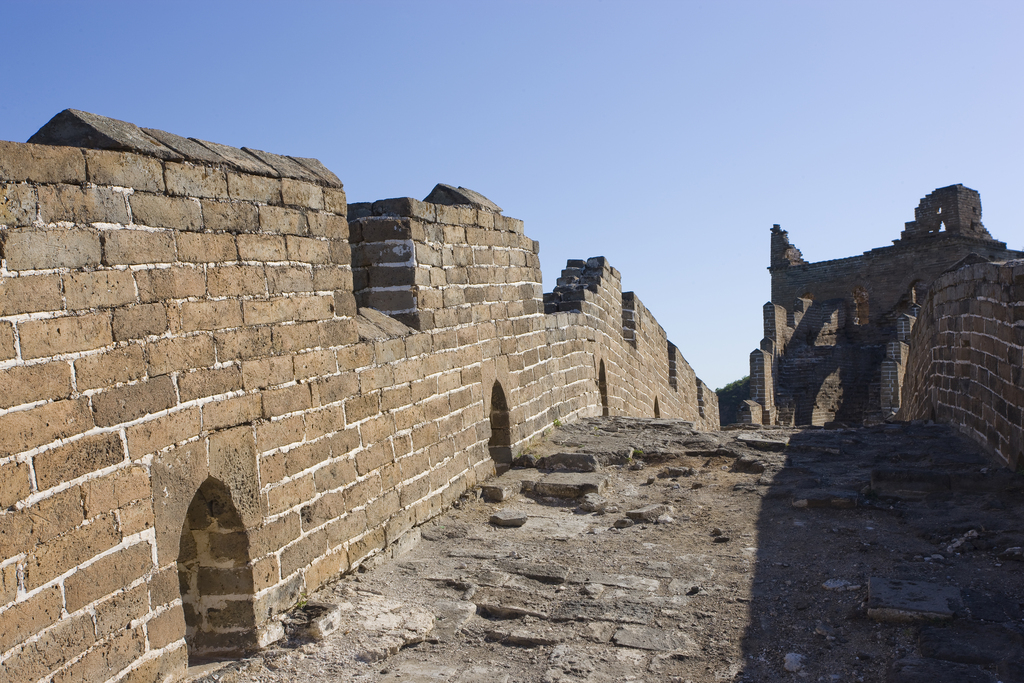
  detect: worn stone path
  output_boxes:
[192,417,1024,683]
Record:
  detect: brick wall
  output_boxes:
[0,111,716,682]
[899,260,1024,469]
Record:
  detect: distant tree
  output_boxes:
[715,376,749,425]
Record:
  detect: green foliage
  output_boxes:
[632,448,643,456]
[715,376,750,426]
[553,419,562,427]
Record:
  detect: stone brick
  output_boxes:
[237,233,287,261]
[164,161,228,198]
[287,235,330,263]
[113,302,169,340]
[91,375,176,427]
[101,228,176,265]
[347,527,385,566]
[125,407,200,457]
[267,475,314,515]
[311,371,358,406]
[0,322,13,360]
[255,414,305,452]
[202,199,260,232]
[181,299,243,331]
[146,334,214,375]
[243,295,333,325]
[19,313,112,359]
[178,365,243,402]
[0,585,64,656]
[307,212,348,239]
[82,465,150,517]
[0,360,73,409]
[204,394,262,430]
[208,264,267,297]
[2,226,101,270]
[262,383,312,418]
[280,529,328,577]
[0,562,17,605]
[135,265,206,302]
[52,624,146,683]
[63,269,136,310]
[227,172,282,204]
[281,178,324,209]
[0,140,86,184]
[63,541,154,612]
[215,326,272,361]
[38,184,129,225]
[129,192,203,231]
[25,513,120,589]
[94,582,150,637]
[0,398,95,456]
[267,265,314,294]
[271,321,320,354]
[0,460,32,508]
[85,149,164,192]
[242,356,293,390]
[0,182,38,226]
[259,205,307,235]
[147,604,186,649]
[176,231,238,263]
[323,186,347,215]
[0,274,62,317]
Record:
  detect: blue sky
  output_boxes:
[3,1,1022,390]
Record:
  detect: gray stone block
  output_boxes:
[29,109,181,160]
[867,577,961,622]
[192,139,278,176]
[423,183,501,213]
[290,156,343,188]
[243,148,320,184]
[142,127,224,164]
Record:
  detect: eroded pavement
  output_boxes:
[193,417,1024,683]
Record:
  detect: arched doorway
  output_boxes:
[598,360,609,417]
[488,381,513,471]
[654,397,661,418]
[177,478,257,661]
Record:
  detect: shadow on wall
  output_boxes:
[489,382,513,473]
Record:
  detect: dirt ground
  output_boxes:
[191,417,1024,683]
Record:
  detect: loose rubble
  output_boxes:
[190,417,1024,683]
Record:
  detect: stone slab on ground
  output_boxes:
[481,469,543,502]
[533,472,609,498]
[918,622,1024,666]
[490,509,528,527]
[430,600,478,643]
[887,657,997,683]
[611,625,698,654]
[535,452,600,471]
[378,663,510,683]
[867,578,961,622]
[472,587,549,619]
[735,433,789,451]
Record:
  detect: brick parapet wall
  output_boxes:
[0,135,716,683]
[899,260,1024,469]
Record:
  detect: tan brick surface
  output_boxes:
[38,183,129,224]
[0,585,64,656]
[0,274,62,315]
[0,140,85,184]
[74,344,146,390]
[0,182,38,226]
[64,541,153,612]
[0,397,95,456]
[164,161,228,198]
[25,513,120,588]
[19,313,112,359]
[3,226,101,270]
[176,231,238,263]
[0,361,73,409]
[34,431,125,489]
[147,334,215,375]
[130,192,203,230]
[102,228,176,265]
[113,302,169,340]
[91,375,176,427]
[85,149,164,192]
[135,266,206,302]
[237,233,288,261]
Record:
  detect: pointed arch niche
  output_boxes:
[598,360,609,417]
[488,381,513,471]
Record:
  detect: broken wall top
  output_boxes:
[26,108,342,187]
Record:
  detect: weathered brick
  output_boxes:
[82,465,150,517]
[64,541,154,612]
[2,226,101,270]
[0,140,85,184]
[208,264,266,297]
[176,231,238,263]
[124,407,200,457]
[237,233,287,261]
[0,182,38,226]
[227,172,282,204]
[215,326,272,361]
[281,178,324,210]
[267,475,314,515]
[259,205,307,235]
[280,529,328,577]
[262,383,312,418]
[0,460,32,508]
[181,299,243,331]
[135,265,206,302]
[25,513,120,589]
[52,623,146,683]
[130,192,203,230]
[255,414,305,452]
[203,393,262,430]
[0,398,95,456]
[307,212,348,239]
[94,582,150,638]
[267,265,314,294]
[0,360,73,409]
[85,149,164,192]
[178,365,243,402]
[0,276,63,318]
[101,228,176,265]
[271,321,320,354]
[75,344,146,390]
[323,187,347,215]
[243,295,333,325]
[0,562,17,605]
[164,161,228,198]
[63,269,135,310]
[147,604,186,649]
[202,199,260,233]
[19,313,112,359]
[0,585,64,656]
[0,609,96,683]
[91,375,177,427]
[113,302,169,340]
[286,235,330,263]
[38,184,129,225]
[242,356,293,390]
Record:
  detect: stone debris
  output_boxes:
[866,578,961,622]
[625,503,672,522]
[533,472,610,498]
[735,433,789,451]
[535,452,601,471]
[732,454,766,473]
[489,509,529,527]
[611,625,698,654]
[578,492,609,513]
[783,652,805,672]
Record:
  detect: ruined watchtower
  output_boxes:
[744,184,1023,426]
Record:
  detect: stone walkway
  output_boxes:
[192,417,1024,683]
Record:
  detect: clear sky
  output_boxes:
[3,1,1021,390]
